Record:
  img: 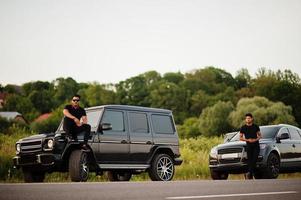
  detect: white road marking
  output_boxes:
[166,191,298,199]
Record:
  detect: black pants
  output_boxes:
[246,143,260,175]
[63,119,91,144]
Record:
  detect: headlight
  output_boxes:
[44,139,54,150]
[260,144,267,150]
[16,143,21,153]
[47,139,54,149]
[210,147,218,159]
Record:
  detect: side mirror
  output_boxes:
[276,133,289,143]
[99,123,112,131]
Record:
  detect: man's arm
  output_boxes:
[254,131,262,141]
[63,109,81,126]
[81,115,88,124]
[240,132,250,142]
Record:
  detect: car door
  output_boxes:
[128,111,153,163]
[288,127,301,166]
[276,127,295,168]
[97,109,130,164]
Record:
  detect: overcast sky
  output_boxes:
[0,0,300,85]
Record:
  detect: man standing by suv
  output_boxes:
[239,113,262,179]
[63,94,91,149]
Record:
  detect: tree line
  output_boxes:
[0,67,300,137]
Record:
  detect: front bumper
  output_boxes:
[13,153,55,167]
[209,155,265,172]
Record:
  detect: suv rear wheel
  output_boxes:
[22,168,45,183]
[69,150,89,182]
[148,154,175,181]
[210,169,229,180]
[107,171,132,181]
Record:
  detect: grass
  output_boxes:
[0,128,300,182]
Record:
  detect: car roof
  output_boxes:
[85,104,172,114]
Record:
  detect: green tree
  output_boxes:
[189,90,211,116]
[184,67,236,95]
[235,68,251,89]
[229,96,296,128]
[163,72,184,84]
[3,94,39,121]
[252,68,301,125]
[116,75,150,106]
[199,101,234,136]
[177,117,200,138]
[150,81,189,123]
[53,77,79,105]
[78,82,116,107]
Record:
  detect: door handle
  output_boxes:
[292,144,296,148]
[121,140,128,144]
[146,141,153,145]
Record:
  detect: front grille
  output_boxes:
[218,148,243,154]
[20,139,42,153]
[217,147,244,165]
[219,158,241,164]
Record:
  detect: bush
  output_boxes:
[0,117,10,133]
[0,117,29,135]
[0,127,33,181]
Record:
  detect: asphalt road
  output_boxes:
[0,179,300,200]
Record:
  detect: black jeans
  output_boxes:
[63,119,91,144]
[246,143,260,176]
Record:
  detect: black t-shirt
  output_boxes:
[240,124,260,144]
[64,105,86,125]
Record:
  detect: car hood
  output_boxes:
[215,139,272,149]
[18,132,55,142]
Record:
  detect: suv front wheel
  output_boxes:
[22,168,45,183]
[69,150,89,182]
[148,154,175,181]
[210,169,229,180]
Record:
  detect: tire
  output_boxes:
[107,171,132,181]
[210,169,229,180]
[69,150,89,182]
[22,168,45,183]
[148,154,175,181]
[262,153,280,179]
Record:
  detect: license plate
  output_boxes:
[221,153,239,159]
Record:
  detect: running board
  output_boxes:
[98,164,150,170]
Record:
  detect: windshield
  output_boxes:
[57,108,103,131]
[230,126,281,142]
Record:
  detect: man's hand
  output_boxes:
[73,118,81,127]
[247,138,258,143]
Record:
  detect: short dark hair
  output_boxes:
[245,113,253,118]
[73,94,81,99]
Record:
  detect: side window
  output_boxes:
[129,112,149,133]
[289,128,301,140]
[101,110,124,132]
[86,110,102,128]
[151,114,175,134]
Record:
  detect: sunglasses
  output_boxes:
[72,99,80,102]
